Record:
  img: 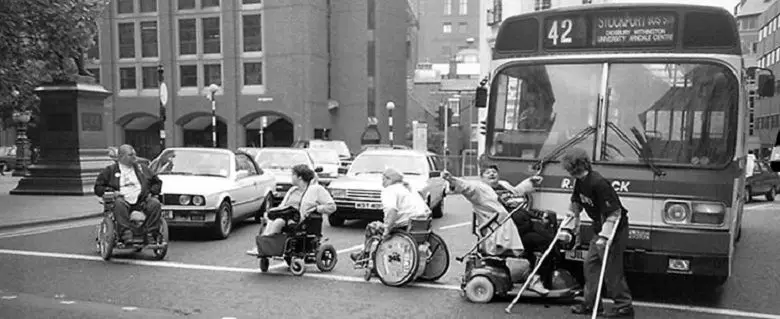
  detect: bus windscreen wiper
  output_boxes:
[532,126,597,174]
[629,126,666,177]
[606,122,642,156]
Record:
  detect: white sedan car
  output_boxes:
[152,148,276,239]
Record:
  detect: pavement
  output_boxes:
[0,176,101,230]
[0,194,779,318]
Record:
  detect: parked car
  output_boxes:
[746,159,780,202]
[293,139,353,170]
[326,149,448,227]
[0,146,16,172]
[359,144,411,153]
[154,147,276,239]
[239,147,323,205]
[306,148,341,185]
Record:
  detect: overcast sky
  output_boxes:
[616,0,739,12]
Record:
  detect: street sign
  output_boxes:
[159,83,168,106]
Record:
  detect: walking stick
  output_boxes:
[591,218,621,319]
[504,215,573,314]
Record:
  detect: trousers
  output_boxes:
[113,195,162,234]
[582,224,633,310]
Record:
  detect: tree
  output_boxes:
[0,0,109,118]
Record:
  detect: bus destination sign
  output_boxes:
[592,12,677,47]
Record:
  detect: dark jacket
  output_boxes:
[94,162,162,200]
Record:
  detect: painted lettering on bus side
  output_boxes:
[560,178,631,192]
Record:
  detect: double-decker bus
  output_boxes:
[472,3,776,286]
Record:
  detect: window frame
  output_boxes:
[175,13,224,61]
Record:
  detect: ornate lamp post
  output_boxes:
[386,101,395,146]
[12,99,32,177]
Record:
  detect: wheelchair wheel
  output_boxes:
[152,218,169,260]
[315,244,338,272]
[419,232,450,282]
[464,275,495,304]
[259,257,270,272]
[373,232,419,287]
[97,218,115,261]
[290,258,306,276]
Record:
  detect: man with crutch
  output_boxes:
[559,147,634,318]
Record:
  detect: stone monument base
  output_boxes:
[10,149,112,196]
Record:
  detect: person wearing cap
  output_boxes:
[558,147,634,318]
[350,168,431,262]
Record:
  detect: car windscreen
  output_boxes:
[348,154,427,176]
[155,149,231,177]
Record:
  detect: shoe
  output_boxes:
[571,303,604,316]
[246,248,258,255]
[527,275,550,295]
[603,307,635,318]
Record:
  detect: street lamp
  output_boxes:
[11,97,32,177]
[386,101,395,146]
[207,83,220,148]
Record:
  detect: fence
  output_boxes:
[441,149,479,177]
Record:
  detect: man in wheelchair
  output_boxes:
[350,168,431,263]
[442,168,554,295]
[94,144,163,243]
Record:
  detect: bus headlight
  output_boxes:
[663,202,690,224]
[691,202,726,225]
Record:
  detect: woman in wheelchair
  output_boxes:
[350,168,431,263]
[247,165,335,255]
[442,169,552,295]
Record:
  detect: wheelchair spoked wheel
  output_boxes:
[315,244,338,272]
[97,217,115,261]
[373,232,420,287]
[418,232,450,282]
[151,218,169,260]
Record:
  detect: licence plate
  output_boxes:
[565,249,588,261]
[163,210,173,219]
[355,202,382,209]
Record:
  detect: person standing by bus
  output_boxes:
[558,147,634,318]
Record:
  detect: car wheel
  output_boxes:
[256,193,273,222]
[766,187,776,202]
[431,194,444,219]
[745,186,752,203]
[213,200,233,240]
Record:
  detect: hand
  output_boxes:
[594,236,607,249]
[556,230,573,244]
[382,228,392,241]
[529,175,543,184]
[441,170,452,180]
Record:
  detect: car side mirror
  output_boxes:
[338,167,348,175]
[315,166,324,173]
[429,171,441,178]
[770,131,780,172]
[236,170,250,179]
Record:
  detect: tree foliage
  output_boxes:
[0,0,109,119]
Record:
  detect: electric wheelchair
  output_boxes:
[95,191,169,261]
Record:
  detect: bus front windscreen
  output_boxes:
[488,62,738,167]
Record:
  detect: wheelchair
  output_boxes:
[355,216,451,287]
[94,192,169,261]
[248,211,338,276]
[458,194,579,303]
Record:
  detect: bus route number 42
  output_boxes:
[548,19,573,46]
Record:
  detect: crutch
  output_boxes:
[455,204,527,262]
[591,218,621,319]
[505,215,573,314]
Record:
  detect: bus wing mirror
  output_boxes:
[475,86,487,108]
[758,74,776,97]
[770,131,780,172]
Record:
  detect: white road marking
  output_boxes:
[1,295,18,300]
[439,222,470,230]
[122,306,138,311]
[0,219,99,239]
[0,249,778,318]
[60,300,75,304]
[745,203,775,210]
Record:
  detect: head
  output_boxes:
[117,144,137,166]
[382,168,406,188]
[291,164,316,187]
[480,164,500,186]
[560,147,591,180]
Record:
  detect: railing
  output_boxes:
[441,150,480,177]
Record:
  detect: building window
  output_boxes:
[534,0,551,11]
[180,65,197,87]
[117,0,134,14]
[367,41,375,77]
[444,0,451,15]
[243,0,261,3]
[367,0,375,30]
[582,0,592,4]
[120,67,136,89]
[459,0,467,15]
[243,14,262,52]
[140,21,158,57]
[140,0,156,12]
[406,40,411,59]
[179,19,197,55]
[118,23,135,59]
[202,17,221,54]
[753,42,759,53]
[203,63,221,86]
[443,22,452,33]
[243,62,263,86]
[178,0,195,10]
[458,22,468,33]
[87,33,100,60]
[367,87,376,117]
[202,0,219,7]
[88,68,100,84]
[141,66,159,88]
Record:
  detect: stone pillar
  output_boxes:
[11,81,113,196]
